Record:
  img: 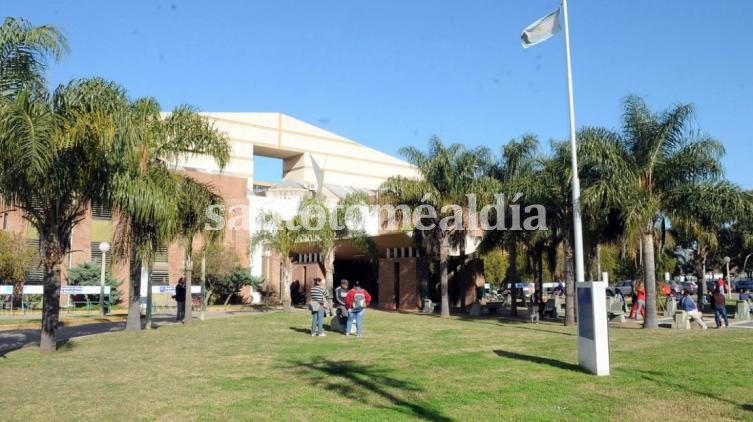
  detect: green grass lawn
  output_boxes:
[0,310,751,421]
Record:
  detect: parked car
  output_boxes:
[613,280,634,297]
[734,279,753,293]
[680,281,698,294]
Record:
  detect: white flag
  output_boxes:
[521,8,561,48]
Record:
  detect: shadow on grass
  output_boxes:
[287,358,452,421]
[634,369,752,413]
[493,349,582,373]
[288,327,312,335]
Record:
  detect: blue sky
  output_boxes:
[7,0,753,187]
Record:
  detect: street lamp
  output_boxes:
[743,253,753,280]
[724,256,731,299]
[98,242,111,316]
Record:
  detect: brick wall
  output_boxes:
[377,258,419,310]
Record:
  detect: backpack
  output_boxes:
[353,291,366,311]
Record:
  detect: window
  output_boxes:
[24,239,43,284]
[151,246,169,285]
[91,200,112,220]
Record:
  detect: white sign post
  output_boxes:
[576,282,610,376]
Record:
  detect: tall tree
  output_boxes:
[0,17,68,98]
[379,136,498,318]
[483,135,545,318]
[110,98,230,331]
[579,95,753,329]
[298,192,376,295]
[250,212,306,312]
[0,78,130,351]
[176,176,224,326]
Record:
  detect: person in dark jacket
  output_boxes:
[174,278,186,322]
[712,287,729,328]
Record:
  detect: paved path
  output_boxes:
[0,310,265,356]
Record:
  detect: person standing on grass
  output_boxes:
[716,278,727,295]
[309,277,328,337]
[630,281,646,320]
[679,288,708,330]
[345,281,372,337]
[712,287,729,328]
[174,277,186,322]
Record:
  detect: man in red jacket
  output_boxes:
[345,281,372,337]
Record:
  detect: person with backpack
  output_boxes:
[345,281,372,337]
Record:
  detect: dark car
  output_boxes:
[613,280,633,297]
[734,279,753,293]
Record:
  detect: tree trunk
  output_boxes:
[564,241,575,326]
[184,252,193,325]
[641,231,658,329]
[535,246,544,295]
[38,229,66,352]
[596,243,602,281]
[324,246,335,298]
[439,234,450,318]
[508,240,518,317]
[125,242,142,331]
[697,253,707,312]
[200,252,206,321]
[281,257,292,311]
[39,263,61,352]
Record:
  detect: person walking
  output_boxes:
[174,277,186,322]
[712,287,729,328]
[345,281,372,337]
[529,288,543,323]
[309,277,328,337]
[679,288,708,330]
[630,281,646,320]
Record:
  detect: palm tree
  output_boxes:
[176,177,224,326]
[0,78,130,351]
[0,17,68,98]
[579,95,753,329]
[483,135,544,317]
[379,136,498,318]
[250,212,306,311]
[298,193,376,295]
[110,98,230,331]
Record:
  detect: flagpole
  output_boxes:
[562,0,585,283]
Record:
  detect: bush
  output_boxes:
[66,261,123,305]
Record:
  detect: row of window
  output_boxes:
[23,241,169,285]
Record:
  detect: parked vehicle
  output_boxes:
[613,280,634,297]
[734,279,753,293]
[679,281,698,294]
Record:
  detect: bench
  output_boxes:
[735,300,751,321]
[608,301,626,323]
[673,311,691,329]
[421,299,435,314]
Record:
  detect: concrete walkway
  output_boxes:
[0,310,266,356]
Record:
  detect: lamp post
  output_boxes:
[184,255,194,325]
[98,242,110,316]
[724,256,731,299]
[743,253,753,280]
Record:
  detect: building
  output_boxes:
[2,112,483,311]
